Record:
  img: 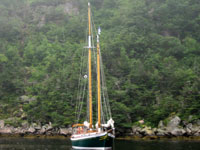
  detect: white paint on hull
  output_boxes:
[71,132,108,141]
[72,146,112,150]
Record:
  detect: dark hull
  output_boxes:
[71,132,114,150]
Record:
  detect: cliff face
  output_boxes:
[29,0,80,27]
[0,0,81,41]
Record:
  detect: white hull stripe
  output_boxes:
[108,133,115,138]
[71,132,108,141]
[72,146,112,150]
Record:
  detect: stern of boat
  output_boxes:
[71,132,114,150]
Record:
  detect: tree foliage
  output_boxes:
[0,0,200,129]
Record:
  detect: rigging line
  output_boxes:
[100,51,112,119]
[76,71,85,122]
[104,79,112,118]
[91,9,108,123]
[76,23,89,121]
[101,58,112,119]
[76,28,89,123]
[91,34,98,124]
[75,44,87,105]
[75,46,85,121]
[91,13,111,121]
[91,10,98,38]
[77,75,87,123]
[101,97,106,124]
[87,84,89,122]
[77,59,88,123]
[77,45,88,122]
[99,52,109,120]
[91,7,97,67]
[80,52,88,102]
[102,91,109,121]
[87,81,89,122]
[91,18,97,67]
[76,50,86,120]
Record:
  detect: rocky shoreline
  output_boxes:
[130,116,200,139]
[0,120,72,137]
[0,115,200,140]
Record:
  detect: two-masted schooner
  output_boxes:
[71,2,115,150]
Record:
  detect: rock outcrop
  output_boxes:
[0,120,4,128]
[0,121,71,136]
[59,128,72,135]
[131,116,200,138]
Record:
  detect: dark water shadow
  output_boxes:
[0,137,200,150]
[114,139,200,150]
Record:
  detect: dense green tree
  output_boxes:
[0,0,200,131]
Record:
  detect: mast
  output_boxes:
[88,2,93,129]
[97,29,101,128]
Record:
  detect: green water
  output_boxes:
[0,138,199,150]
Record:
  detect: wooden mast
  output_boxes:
[97,33,101,128]
[88,2,93,129]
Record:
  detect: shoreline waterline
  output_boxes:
[0,133,200,141]
[0,134,69,139]
[117,135,200,141]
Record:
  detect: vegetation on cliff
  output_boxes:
[0,0,200,131]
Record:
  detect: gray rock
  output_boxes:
[170,127,186,136]
[39,126,46,134]
[194,132,200,136]
[141,126,155,136]
[37,15,45,27]
[196,120,200,126]
[59,128,72,135]
[20,95,29,101]
[13,110,23,117]
[185,127,192,136]
[153,128,157,133]
[167,116,181,129]
[190,125,200,134]
[31,123,41,130]
[132,126,142,134]
[63,2,79,15]
[0,120,4,128]
[145,129,155,136]
[28,127,36,133]
[21,113,27,119]
[135,132,143,137]
[21,121,29,129]
[35,126,42,130]
[188,115,193,121]
[0,127,13,134]
[20,95,36,103]
[45,122,53,131]
[158,121,164,129]
[186,123,193,130]
[13,127,25,134]
[182,120,188,126]
[156,129,166,136]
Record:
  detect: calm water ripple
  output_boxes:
[0,138,199,150]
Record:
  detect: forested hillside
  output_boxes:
[0,0,200,130]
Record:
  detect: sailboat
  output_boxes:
[71,2,115,150]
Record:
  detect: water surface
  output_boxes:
[115,140,200,150]
[0,137,199,150]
